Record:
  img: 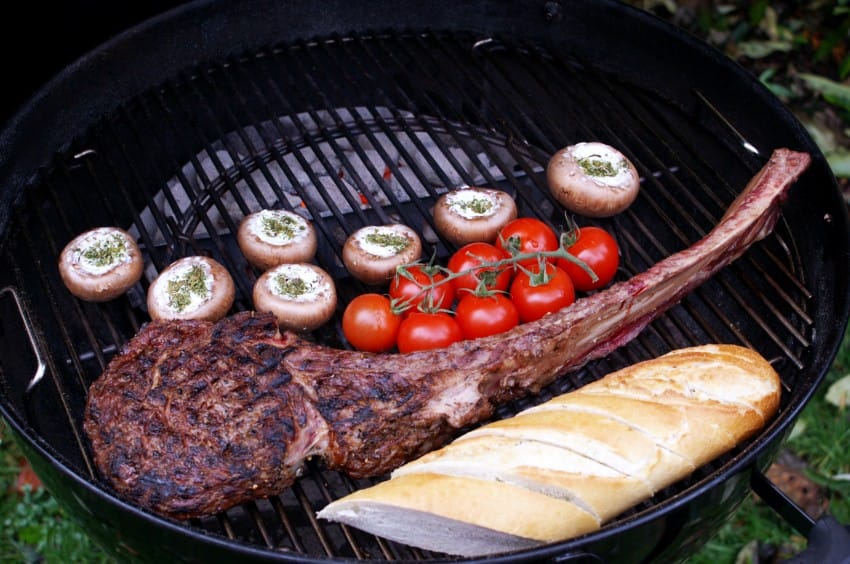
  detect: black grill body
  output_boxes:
[0,1,848,562]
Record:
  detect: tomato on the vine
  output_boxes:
[447,242,513,295]
[510,263,575,323]
[496,217,560,268]
[557,226,619,292]
[341,293,401,352]
[397,311,463,353]
[454,293,519,340]
[389,264,454,316]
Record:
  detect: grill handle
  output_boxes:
[0,286,46,392]
[751,469,850,563]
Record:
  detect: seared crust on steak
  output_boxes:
[84,313,325,517]
[85,149,811,519]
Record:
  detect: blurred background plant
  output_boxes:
[629,0,850,192]
[0,433,109,563]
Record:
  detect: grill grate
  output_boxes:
[0,29,811,560]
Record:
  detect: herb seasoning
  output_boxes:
[363,230,409,255]
[76,232,129,272]
[166,264,210,313]
[577,156,621,177]
[446,189,497,219]
[266,264,327,302]
[260,212,301,241]
[274,274,311,298]
[567,143,635,188]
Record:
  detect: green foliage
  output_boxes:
[632,0,850,182]
[1,488,108,564]
[691,499,804,564]
[614,2,850,184]
[0,422,109,563]
[812,2,850,79]
[788,327,850,527]
[799,74,850,113]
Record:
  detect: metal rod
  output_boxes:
[751,469,815,536]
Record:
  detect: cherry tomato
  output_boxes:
[557,226,619,292]
[389,265,454,316]
[342,293,402,352]
[397,312,463,353]
[496,217,560,268]
[510,263,575,323]
[454,293,519,340]
[447,242,513,295]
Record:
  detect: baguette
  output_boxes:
[317,344,781,557]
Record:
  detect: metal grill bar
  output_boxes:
[0,28,814,561]
[211,63,348,270]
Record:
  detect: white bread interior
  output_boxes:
[317,344,781,557]
[321,473,600,556]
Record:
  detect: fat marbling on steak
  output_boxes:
[84,148,811,519]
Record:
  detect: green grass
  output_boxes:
[0,429,109,563]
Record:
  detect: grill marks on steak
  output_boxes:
[85,314,327,517]
[84,148,811,519]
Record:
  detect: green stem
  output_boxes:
[392,237,597,313]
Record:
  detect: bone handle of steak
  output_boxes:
[289,148,811,478]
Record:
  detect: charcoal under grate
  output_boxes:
[0,28,812,560]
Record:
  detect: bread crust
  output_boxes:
[531,393,734,465]
[464,409,691,491]
[318,344,782,556]
[392,435,652,521]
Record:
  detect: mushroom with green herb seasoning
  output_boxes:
[58,227,144,302]
[342,224,423,285]
[546,142,640,218]
[147,256,235,321]
[252,263,337,332]
[237,209,317,270]
[433,187,517,245]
